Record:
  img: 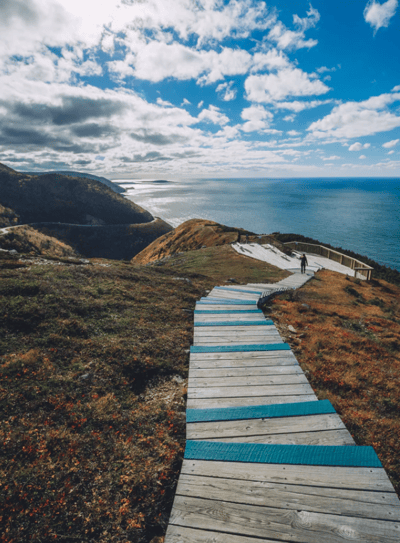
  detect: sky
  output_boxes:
[0,0,400,179]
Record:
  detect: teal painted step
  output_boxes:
[190,343,290,353]
[194,320,274,327]
[194,310,262,314]
[215,286,263,295]
[186,400,334,423]
[184,441,382,468]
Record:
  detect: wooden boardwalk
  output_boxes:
[165,275,400,542]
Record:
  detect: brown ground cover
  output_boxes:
[267,270,400,495]
[0,226,79,258]
[0,247,286,543]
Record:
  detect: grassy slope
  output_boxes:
[266,270,400,494]
[0,163,154,226]
[0,226,79,258]
[0,247,287,543]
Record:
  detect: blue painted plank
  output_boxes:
[215,286,263,295]
[194,310,262,314]
[194,320,274,327]
[184,441,382,468]
[190,343,290,353]
[186,400,335,423]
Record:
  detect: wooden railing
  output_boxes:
[283,241,373,280]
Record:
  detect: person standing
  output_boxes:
[300,253,308,274]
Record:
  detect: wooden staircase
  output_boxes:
[165,275,400,542]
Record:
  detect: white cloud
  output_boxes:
[245,68,330,103]
[216,81,237,101]
[197,101,204,109]
[322,155,341,160]
[287,130,300,136]
[240,105,273,132]
[275,99,333,112]
[267,5,320,50]
[349,142,370,151]
[308,92,400,139]
[359,154,367,159]
[364,0,398,34]
[316,66,336,74]
[283,114,295,122]
[382,138,399,147]
[198,105,230,126]
[182,98,191,106]
[392,85,400,91]
[388,150,395,154]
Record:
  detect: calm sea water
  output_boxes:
[116,178,400,271]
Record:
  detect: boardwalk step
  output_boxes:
[184,441,382,467]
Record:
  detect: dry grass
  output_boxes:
[0,247,285,543]
[268,270,400,495]
[0,226,78,258]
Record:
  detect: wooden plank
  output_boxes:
[188,373,308,388]
[176,474,400,520]
[187,395,318,409]
[199,428,355,446]
[169,495,400,543]
[193,337,283,346]
[186,413,347,440]
[196,300,258,311]
[193,326,278,333]
[190,358,299,369]
[188,365,304,378]
[193,331,279,339]
[165,525,277,543]
[180,459,397,492]
[194,316,266,322]
[188,383,315,399]
[207,293,260,301]
[193,333,281,340]
[190,351,297,361]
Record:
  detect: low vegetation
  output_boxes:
[267,270,400,494]
[0,247,285,543]
[0,226,78,258]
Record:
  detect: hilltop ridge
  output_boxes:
[0,163,153,226]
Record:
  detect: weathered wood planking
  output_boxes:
[186,413,348,440]
[195,305,258,311]
[168,495,400,543]
[208,288,260,302]
[193,329,280,337]
[165,525,278,543]
[193,337,283,346]
[194,325,277,332]
[190,356,299,369]
[201,428,355,446]
[181,459,397,492]
[175,474,400,520]
[188,383,315,399]
[188,374,308,388]
[189,365,304,378]
[187,395,318,409]
[190,350,298,361]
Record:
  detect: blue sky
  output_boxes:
[0,0,399,178]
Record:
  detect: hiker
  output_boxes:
[300,254,308,274]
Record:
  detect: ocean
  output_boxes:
[114,177,400,271]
